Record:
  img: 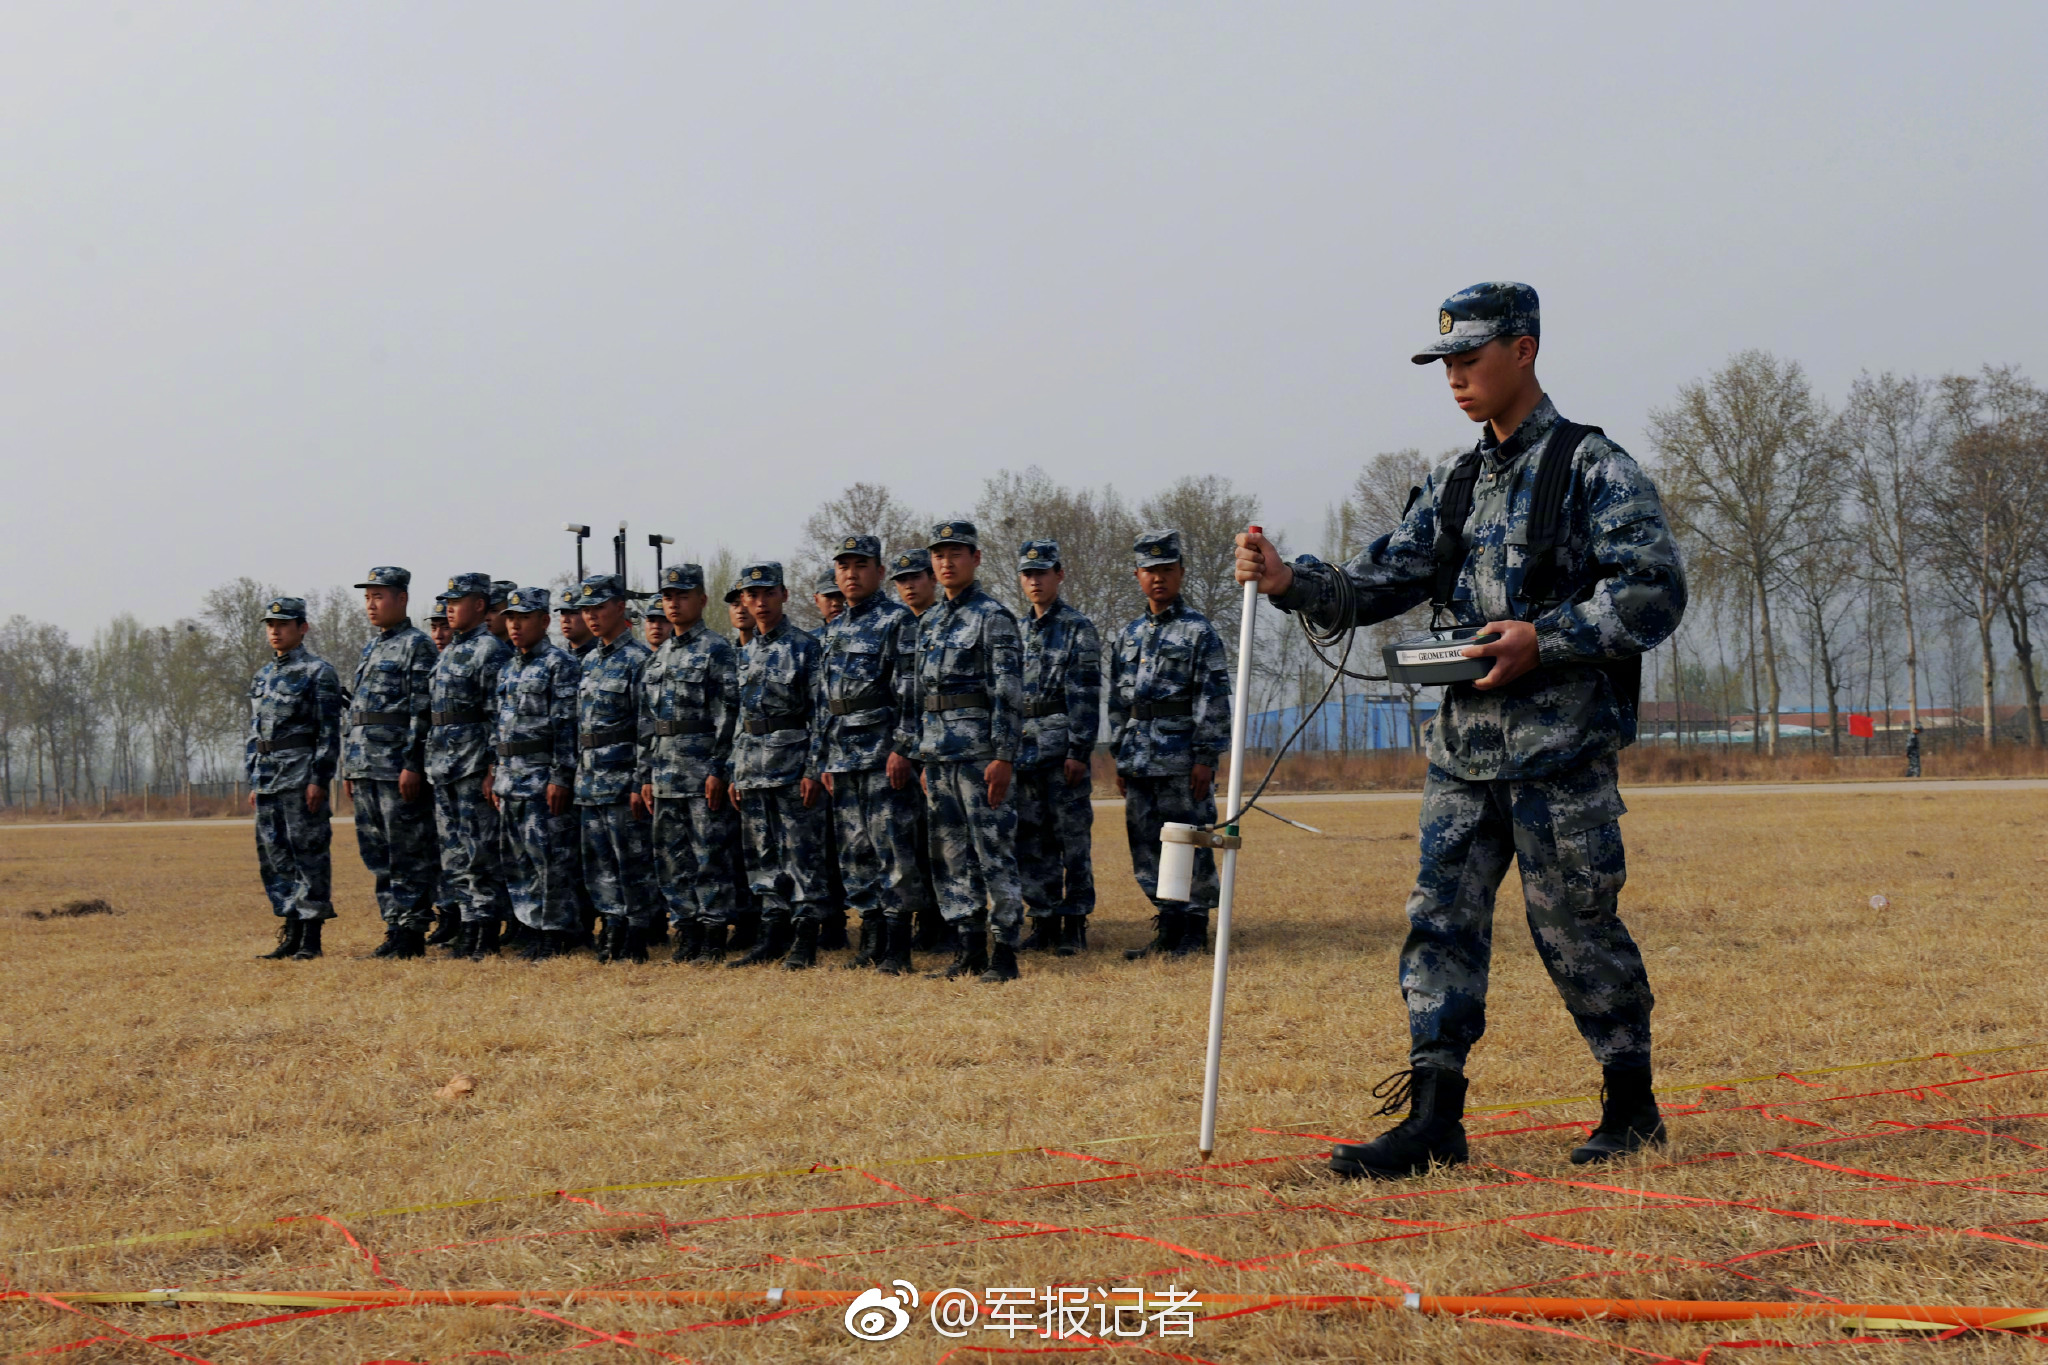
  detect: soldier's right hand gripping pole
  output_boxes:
[1197,523,1262,1161]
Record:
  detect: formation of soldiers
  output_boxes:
[243,523,1232,983]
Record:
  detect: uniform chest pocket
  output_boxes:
[834,640,882,683]
[513,679,551,715]
[364,660,406,702]
[938,642,981,679]
[595,677,628,694]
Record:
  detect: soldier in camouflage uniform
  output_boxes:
[1109,530,1231,962]
[1236,281,1686,1179]
[555,595,599,946]
[572,573,660,963]
[246,597,345,961]
[342,566,439,958]
[905,521,1026,983]
[815,567,846,625]
[1012,540,1103,957]
[719,576,764,954]
[639,562,743,963]
[419,594,463,946]
[814,535,922,973]
[728,561,834,969]
[487,580,517,644]
[807,565,852,949]
[889,548,947,951]
[487,587,584,960]
[427,599,453,652]
[427,573,515,960]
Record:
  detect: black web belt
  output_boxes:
[923,691,990,712]
[495,737,553,758]
[255,736,316,755]
[1023,698,1064,718]
[1132,697,1194,720]
[353,710,409,726]
[743,714,807,736]
[828,686,889,716]
[653,717,716,736]
[431,707,487,727]
[578,724,637,749]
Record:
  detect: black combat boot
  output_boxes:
[844,912,884,969]
[672,919,704,963]
[500,919,533,951]
[729,913,791,967]
[644,919,669,948]
[1168,909,1208,958]
[371,924,404,957]
[425,907,462,947]
[876,917,913,975]
[258,918,303,960]
[1055,913,1083,957]
[911,901,949,952]
[783,917,821,970]
[819,908,850,951]
[979,940,1019,983]
[593,917,619,964]
[698,920,729,965]
[389,926,428,960]
[544,930,582,959]
[726,910,761,956]
[291,918,323,960]
[1570,1065,1668,1165]
[930,927,988,980]
[1329,1068,1470,1180]
[1017,915,1060,952]
[1124,910,1184,961]
[469,919,501,960]
[517,925,553,961]
[616,922,649,964]
[448,920,477,960]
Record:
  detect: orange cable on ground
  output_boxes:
[12,1288,2046,1332]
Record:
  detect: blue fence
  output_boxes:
[1246,694,1434,752]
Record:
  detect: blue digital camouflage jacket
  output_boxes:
[1107,597,1230,777]
[426,624,511,784]
[574,633,652,805]
[343,621,436,781]
[900,582,1022,766]
[637,621,739,794]
[245,645,345,795]
[1017,598,1102,770]
[734,618,821,789]
[814,590,913,774]
[491,640,580,800]
[1272,394,1687,782]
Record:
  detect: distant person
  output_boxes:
[487,580,517,644]
[889,547,947,952]
[343,567,440,959]
[1013,539,1103,956]
[246,597,345,960]
[487,588,583,959]
[1906,726,1922,777]
[426,599,454,652]
[426,574,514,959]
[573,573,660,962]
[1235,282,1687,1178]
[815,566,847,625]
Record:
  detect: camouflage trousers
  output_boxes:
[1122,772,1217,912]
[1403,756,1654,1073]
[738,784,832,921]
[423,791,459,922]
[923,761,1024,944]
[351,778,437,929]
[1013,763,1096,918]
[828,768,925,925]
[650,792,741,927]
[1906,752,1921,777]
[579,799,661,930]
[500,795,583,933]
[434,774,512,923]
[253,791,333,921]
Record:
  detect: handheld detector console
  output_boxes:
[1381,627,1501,686]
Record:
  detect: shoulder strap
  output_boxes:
[1520,420,1603,606]
[1430,450,1485,615]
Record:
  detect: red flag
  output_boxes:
[1848,713,1875,738]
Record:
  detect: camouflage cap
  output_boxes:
[503,586,550,615]
[353,566,411,591]
[928,519,979,550]
[722,578,744,604]
[738,560,785,590]
[1018,539,1061,572]
[261,596,308,623]
[426,600,449,622]
[889,547,933,581]
[574,573,627,607]
[439,571,492,602]
[1134,528,1183,568]
[659,562,705,593]
[489,579,517,608]
[1410,281,1540,364]
[831,533,882,562]
[816,567,845,597]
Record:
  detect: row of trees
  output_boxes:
[4,355,2041,804]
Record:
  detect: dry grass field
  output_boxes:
[3,785,2046,1362]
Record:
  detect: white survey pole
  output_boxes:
[1199,523,1263,1160]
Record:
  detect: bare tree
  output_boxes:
[1844,372,1938,731]
[977,466,1139,624]
[1783,528,1857,751]
[1650,350,1836,755]
[1136,474,1261,648]
[788,482,930,629]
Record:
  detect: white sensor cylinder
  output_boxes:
[1157,823,1198,901]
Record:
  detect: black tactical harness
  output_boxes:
[1429,419,1641,726]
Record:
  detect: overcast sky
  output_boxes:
[5,2,2044,633]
